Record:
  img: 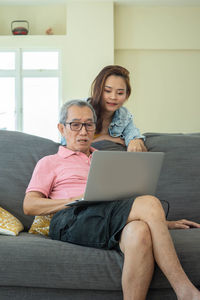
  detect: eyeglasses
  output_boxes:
[65,122,96,131]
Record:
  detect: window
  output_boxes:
[0,50,61,141]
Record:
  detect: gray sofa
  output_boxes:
[0,129,200,300]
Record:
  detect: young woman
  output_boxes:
[88,65,147,152]
[61,65,146,152]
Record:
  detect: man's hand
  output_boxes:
[167,219,200,229]
[127,139,147,152]
[67,194,85,204]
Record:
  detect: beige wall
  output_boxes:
[64,2,114,100]
[1,2,200,134]
[115,6,200,133]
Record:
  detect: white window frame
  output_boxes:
[0,48,62,135]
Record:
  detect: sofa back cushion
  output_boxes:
[0,130,60,230]
[1,130,200,230]
[145,133,200,223]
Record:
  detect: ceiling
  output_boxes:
[0,0,200,6]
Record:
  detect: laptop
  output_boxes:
[66,151,164,207]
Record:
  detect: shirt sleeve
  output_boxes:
[123,117,145,147]
[26,157,55,197]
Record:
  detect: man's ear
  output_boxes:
[57,123,65,136]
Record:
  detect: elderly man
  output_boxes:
[24,99,200,300]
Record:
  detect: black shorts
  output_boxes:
[49,198,135,251]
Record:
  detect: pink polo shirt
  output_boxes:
[26,146,96,200]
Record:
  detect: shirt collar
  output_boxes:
[58,145,97,159]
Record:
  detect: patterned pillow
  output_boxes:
[0,207,24,236]
[28,214,53,236]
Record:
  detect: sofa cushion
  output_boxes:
[0,229,200,291]
[144,133,200,222]
[0,233,123,291]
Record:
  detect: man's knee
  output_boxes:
[130,195,166,222]
[120,221,152,253]
[143,195,166,219]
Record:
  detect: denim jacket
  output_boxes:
[109,107,145,146]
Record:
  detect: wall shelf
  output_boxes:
[0,4,67,36]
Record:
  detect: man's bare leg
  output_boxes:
[119,221,154,300]
[127,195,200,300]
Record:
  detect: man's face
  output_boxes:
[59,105,95,156]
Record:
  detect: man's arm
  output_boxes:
[23,191,84,216]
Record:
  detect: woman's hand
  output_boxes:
[127,139,147,152]
[166,219,200,229]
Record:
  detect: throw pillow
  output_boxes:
[0,207,24,236]
[29,214,53,236]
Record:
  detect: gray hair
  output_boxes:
[59,99,97,124]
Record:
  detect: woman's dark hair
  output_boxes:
[89,65,131,133]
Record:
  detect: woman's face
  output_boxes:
[101,75,128,114]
